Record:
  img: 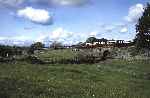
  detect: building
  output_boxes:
[85,37,132,48]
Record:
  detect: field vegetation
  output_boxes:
[0,56,150,98]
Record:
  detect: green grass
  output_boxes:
[34,49,78,61]
[0,59,150,98]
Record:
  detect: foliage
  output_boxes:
[28,42,44,54]
[31,42,44,50]
[86,37,97,44]
[50,41,63,49]
[135,3,150,50]
[34,48,102,64]
[101,50,110,60]
[0,45,26,57]
[34,49,78,64]
[0,60,150,98]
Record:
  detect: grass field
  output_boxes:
[0,59,150,98]
[34,49,78,62]
[33,49,103,64]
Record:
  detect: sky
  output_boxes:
[0,0,149,46]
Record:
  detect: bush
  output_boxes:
[101,50,110,60]
[77,49,100,63]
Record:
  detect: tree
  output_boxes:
[28,42,44,55]
[31,42,44,50]
[86,37,97,44]
[50,41,63,49]
[135,3,150,50]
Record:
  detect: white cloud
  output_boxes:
[51,28,63,39]
[35,27,90,45]
[36,34,48,42]
[36,27,74,43]
[120,27,128,33]
[12,36,32,41]
[99,23,126,33]
[51,27,73,40]
[0,37,6,40]
[104,25,116,32]
[17,7,53,25]
[125,3,144,23]
[89,31,99,37]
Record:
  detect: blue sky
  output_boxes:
[0,0,149,46]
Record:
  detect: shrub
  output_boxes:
[101,50,110,60]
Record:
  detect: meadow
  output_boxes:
[0,1,150,98]
[34,49,78,62]
[0,58,150,98]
